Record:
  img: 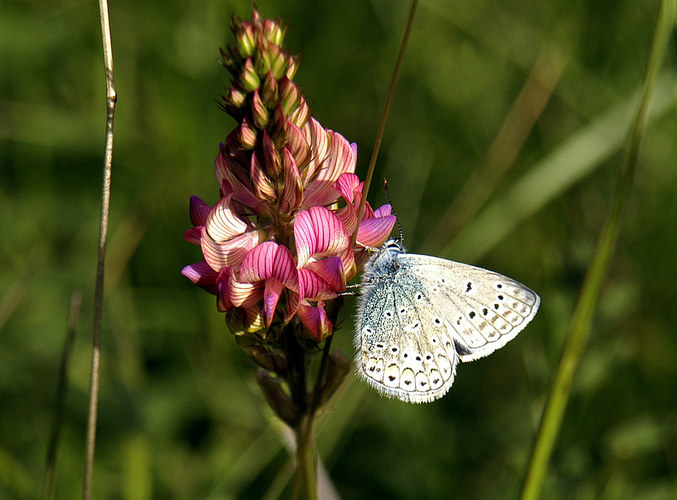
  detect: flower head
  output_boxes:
[182,7,396,423]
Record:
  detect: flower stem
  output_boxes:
[519,1,674,498]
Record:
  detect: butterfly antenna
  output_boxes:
[383,179,404,244]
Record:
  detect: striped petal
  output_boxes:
[201,227,261,272]
[357,213,397,248]
[280,147,303,212]
[294,206,354,275]
[297,301,333,341]
[300,118,329,187]
[302,130,356,208]
[239,241,299,291]
[205,195,249,242]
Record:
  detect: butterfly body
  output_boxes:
[356,240,540,403]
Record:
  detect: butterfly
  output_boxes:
[356,239,540,403]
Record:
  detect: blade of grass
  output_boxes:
[519,1,675,498]
[82,0,116,497]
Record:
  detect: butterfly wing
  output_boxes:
[400,254,540,362]
[356,271,459,403]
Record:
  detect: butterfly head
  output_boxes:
[363,239,405,279]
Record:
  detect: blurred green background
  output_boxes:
[2,0,676,498]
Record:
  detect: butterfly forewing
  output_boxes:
[400,254,540,362]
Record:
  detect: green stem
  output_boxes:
[519,1,674,498]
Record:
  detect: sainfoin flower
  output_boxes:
[181,8,395,427]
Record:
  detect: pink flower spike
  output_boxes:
[297,301,333,341]
[189,196,211,226]
[356,213,397,248]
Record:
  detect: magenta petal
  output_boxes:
[184,227,202,245]
[182,260,219,293]
[334,172,360,203]
[239,241,299,290]
[298,268,339,302]
[297,301,333,341]
[373,204,392,218]
[305,256,344,292]
[189,196,211,226]
[263,278,284,326]
[294,206,351,267]
[357,215,397,248]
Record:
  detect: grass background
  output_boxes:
[2,0,676,498]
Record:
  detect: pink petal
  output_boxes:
[250,152,276,201]
[298,268,340,302]
[189,196,211,226]
[285,121,311,172]
[181,260,219,293]
[201,227,261,272]
[205,195,250,242]
[215,147,263,211]
[304,257,345,293]
[226,273,263,308]
[294,207,353,274]
[334,172,361,204]
[373,204,392,218]
[356,215,397,248]
[297,301,333,341]
[280,148,303,212]
[300,118,329,187]
[239,242,299,290]
[302,130,356,208]
[184,227,202,245]
[263,278,284,326]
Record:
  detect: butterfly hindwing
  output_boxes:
[357,264,458,403]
